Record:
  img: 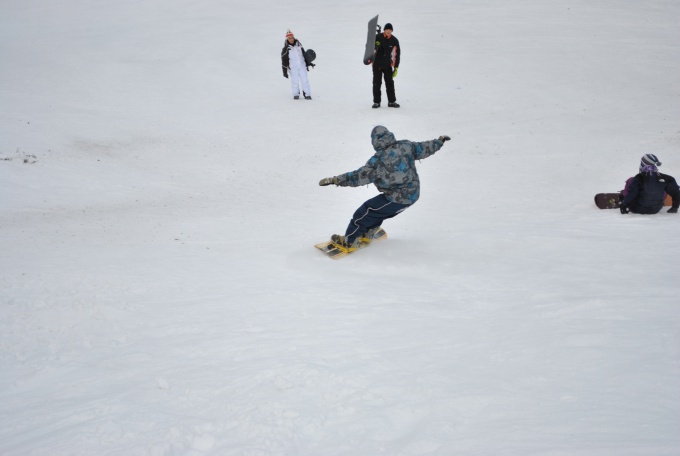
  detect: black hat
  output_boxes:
[384,23,393,31]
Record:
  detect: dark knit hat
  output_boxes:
[639,154,661,173]
[384,23,393,31]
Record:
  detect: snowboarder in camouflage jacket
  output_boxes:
[319,125,450,250]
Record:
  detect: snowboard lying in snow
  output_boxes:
[594,192,672,209]
[315,227,387,259]
[594,193,623,209]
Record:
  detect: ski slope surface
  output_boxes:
[1,0,679,455]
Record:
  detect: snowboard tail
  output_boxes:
[594,193,622,209]
[363,15,380,65]
[315,227,387,259]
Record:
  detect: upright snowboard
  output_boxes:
[595,192,672,209]
[315,227,387,259]
[363,15,380,65]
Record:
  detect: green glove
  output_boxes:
[392,67,398,78]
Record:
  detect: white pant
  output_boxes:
[290,66,311,97]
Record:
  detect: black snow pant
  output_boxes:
[345,194,410,244]
[372,65,396,104]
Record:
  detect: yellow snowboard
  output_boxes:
[315,228,387,259]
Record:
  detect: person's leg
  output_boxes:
[383,67,396,103]
[345,194,410,243]
[372,65,383,104]
[290,67,300,97]
[298,67,311,97]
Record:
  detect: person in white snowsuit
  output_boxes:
[281,29,314,100]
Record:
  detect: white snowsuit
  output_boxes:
[282,39,311,97]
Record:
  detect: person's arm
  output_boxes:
[393,37,401,69]
[665,176,680,212]
[281,44,289,78]
[620,175,641,213]
[411,136,449,160]
[319,158,378,187]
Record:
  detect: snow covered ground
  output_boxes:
[1,0,679,454]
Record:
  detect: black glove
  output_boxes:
[283,68,288,78]
[438,135,451,143]
[319,177,338,186]
[668,207,678,213]
[620,205,630,214]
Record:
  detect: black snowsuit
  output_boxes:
[372,33,400,104]
[621,172,680,214]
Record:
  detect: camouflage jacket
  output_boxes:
[336,126,444,205]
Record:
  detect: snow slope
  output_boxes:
[1,0,679,454]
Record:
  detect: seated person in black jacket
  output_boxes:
[620,154,680,214]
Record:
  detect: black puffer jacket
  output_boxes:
[373,33,400,70]
[621,172,680,214]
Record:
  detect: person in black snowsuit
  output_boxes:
[620,154,680,214]
[372,23,400,109]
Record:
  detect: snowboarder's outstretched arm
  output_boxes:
[318,160,377,187]
[412,136,450,161]
[318,134,450,188]
[335,157,381,187]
